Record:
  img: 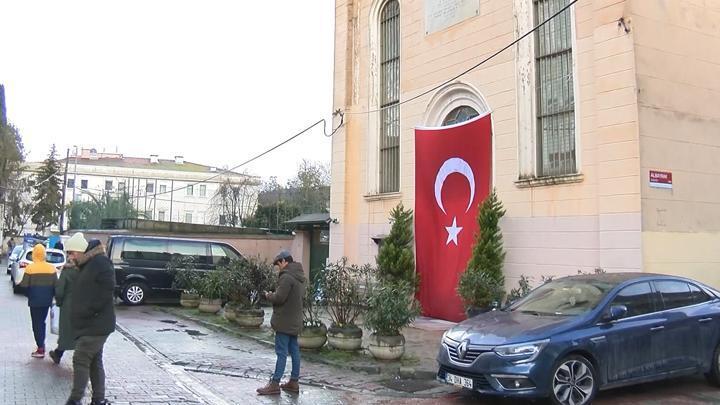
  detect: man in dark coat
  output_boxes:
[257,250,306,395]
[64,233,115,405]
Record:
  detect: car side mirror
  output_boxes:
[603,305,628,322]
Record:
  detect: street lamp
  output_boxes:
[72,145,79,202]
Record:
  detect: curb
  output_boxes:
[156,307,439,380]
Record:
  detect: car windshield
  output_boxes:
[509,278,617,316]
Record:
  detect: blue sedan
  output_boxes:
[437,273,720,405]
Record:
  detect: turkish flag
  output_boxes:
[415,113,492,322]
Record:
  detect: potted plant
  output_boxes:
[320,259,369,351]
[223,257,275,328]
[168,255,201,308]
[376,203,417,287]
[196,268,228,314]
[298,278,327,350]
[457,190,507,317]
[364,280,420,360]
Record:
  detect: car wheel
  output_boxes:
[122,282,148,305]
[550,355,597,405]
[705,342,720,386]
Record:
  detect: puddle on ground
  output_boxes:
[379,378,440,393]
[157,328,180,333]
[160,319,178,324]
[185,329,207,337]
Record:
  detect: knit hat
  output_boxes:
[65,232,89,253]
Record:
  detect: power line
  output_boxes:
[72,112,344,202]
[346,0,579,115]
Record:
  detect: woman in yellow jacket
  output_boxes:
[18,244,58,358]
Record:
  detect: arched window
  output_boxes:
[379,0,400,193]
[442,106,479,126]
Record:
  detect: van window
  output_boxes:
[168,240,206,256]
[121,239,169,261]
[168,240,209,263]
[211,243,240,266]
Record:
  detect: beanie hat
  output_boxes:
[65,232,89,253]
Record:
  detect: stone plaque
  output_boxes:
[425,0,480,35]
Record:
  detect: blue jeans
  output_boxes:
[30,306,49,349]
[272,332,300,382]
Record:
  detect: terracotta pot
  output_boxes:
[368,334,405,360]
[198,298,222,314]
[233,308,265,328]
[327,325,363,351]
[180,292,200,308]
[299,324,328,350]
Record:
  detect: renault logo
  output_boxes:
[457,340,469,360]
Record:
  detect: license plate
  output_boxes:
[445,372,473,389]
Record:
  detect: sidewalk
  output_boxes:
[161,304,454,380]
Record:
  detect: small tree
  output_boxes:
[167,255,202,295]
[376,203,416,287]
[303,280,324,328]
[364,280,420,336]
[458,189,506,310]
[223,257,275,309]
[320,258,371,329]
[30,144,62,231]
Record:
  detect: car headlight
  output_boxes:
[493,339,549,364]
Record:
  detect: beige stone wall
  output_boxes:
[630,0,720,284]
[331,0,644,287]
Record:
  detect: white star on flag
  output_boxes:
[445,216,463,246]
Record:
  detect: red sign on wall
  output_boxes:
[649,170,672,189]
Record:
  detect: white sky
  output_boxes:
[0,0,336,183]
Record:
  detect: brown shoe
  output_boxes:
[256,380,281,395]
[280,379,299,393]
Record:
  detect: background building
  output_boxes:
[330,0,720,300]
[27,147,258,229]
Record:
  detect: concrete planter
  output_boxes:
[233,308,265,328]
[180,292,200,308]
[223,304,238,322]
[299,324,328,350]
[368,334,405,360]
[327,325,363,351]
[198,298,222,314]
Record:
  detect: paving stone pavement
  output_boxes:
[114,305,451,398]
[0,276,205,404]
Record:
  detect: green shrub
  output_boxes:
[364,280,420,336]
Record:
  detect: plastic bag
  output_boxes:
[50,305,60,335]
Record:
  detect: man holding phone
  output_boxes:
[256,250,306,395]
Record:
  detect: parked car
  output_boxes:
[7,245,24,275]
[437,273,720,405]
[107,235,244,305]
[11,247,66,294]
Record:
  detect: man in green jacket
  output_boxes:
[257,250,306,395]
[49,255,79,364]
[64,234,115,405]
